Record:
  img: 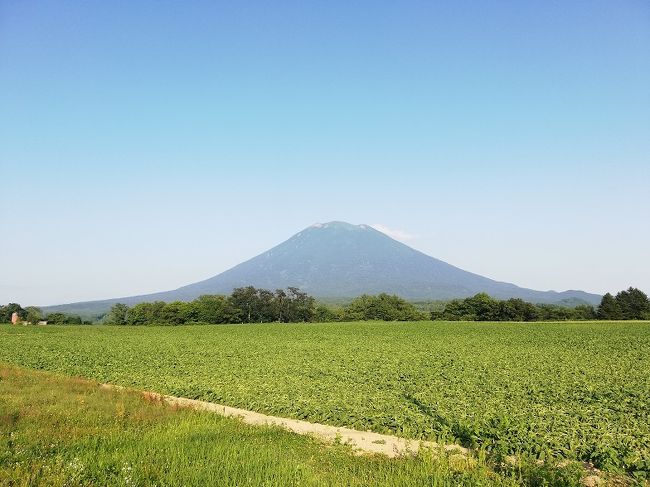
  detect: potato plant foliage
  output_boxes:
[1,321,649,476]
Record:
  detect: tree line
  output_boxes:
[105,287,318,325]
[596,288,650,320]
[433,287,650,321]
[103,289,428,325]
[3,286,648,326]
[433,293,597,321]
[0,303,89,324]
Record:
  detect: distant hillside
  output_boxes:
[43,221,601,317]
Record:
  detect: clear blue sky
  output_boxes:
[1,0,649,305]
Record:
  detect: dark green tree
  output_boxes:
[25,306,43,324]
[615,287,650,320]
[313,304,339,322]
[193,295,239,324]
[230,286,259,323]
[257,289,276,322]
[106,303,130,325]
[465,293,499,321]
[161,301,195,325]
[537,304,574,321]
[342,294,425,321]
[439,298,473,321]
[285,287,316,322]
[1,303,26,322]
[574,305,597,320]
[45,312,68,324]
[497,299,528,321]
[44,312,83,324]
[597,293,621,320]
[274,289,288,322]
[127,301,166,325]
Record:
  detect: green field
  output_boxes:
[1,321,649,479]
[3,365,539,486]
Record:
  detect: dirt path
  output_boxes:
[101,384,467,458]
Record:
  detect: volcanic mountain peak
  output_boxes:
[42,221,601,316]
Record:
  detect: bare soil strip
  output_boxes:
[100,383,467,458]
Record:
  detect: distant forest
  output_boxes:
[2,287,649,325]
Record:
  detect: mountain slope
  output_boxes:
[43,221,601,316]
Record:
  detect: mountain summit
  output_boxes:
[176,221,598,303]
[44,221,600,315]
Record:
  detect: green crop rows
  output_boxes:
[1,321,648,476]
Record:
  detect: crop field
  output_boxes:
[1,321,649,479]
[4,365,539,486]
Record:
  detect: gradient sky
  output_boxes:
[1,0,649,306]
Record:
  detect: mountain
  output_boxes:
[43,221,601,316]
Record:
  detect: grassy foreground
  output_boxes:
[1,321,649,479]
[0,365,586,486]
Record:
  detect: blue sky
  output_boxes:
[1,0,649,305]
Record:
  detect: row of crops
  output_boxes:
[1,321,648,476]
